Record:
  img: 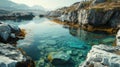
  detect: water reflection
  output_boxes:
[69,27,115,46]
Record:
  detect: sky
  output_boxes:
[10,0,81,10]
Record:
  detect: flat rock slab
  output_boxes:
[81,45,120,67]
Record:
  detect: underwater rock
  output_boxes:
[67,41,85,49]
[37,44,48,49]
[102,38,115,43]
[39,40,46,43]
[71,50,79,56]
[45,40,57,45]
[45,47,56,52]
[116,29,120,46]
[66,50,72,55]
[51,35,61,39]
[47,51,71,65]
[37,58,45,67]
[81,45,120,67]
[0,43,35,67]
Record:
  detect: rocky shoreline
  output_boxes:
[0,22,35,67]
[80,29,120,67]
[80,44,120,67]
[0,12,35,20]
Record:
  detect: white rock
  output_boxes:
[0,43,34,67]
[81,45,120,67]
[116,30,120,46]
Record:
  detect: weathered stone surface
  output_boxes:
[81,45,120,67]
[78,9,88,25]
[116,29,120,46]
[0,23,11,41]
[8,24,20,34]
[0,43,35,67]
[0,22,23,43]
[48,0,120,29]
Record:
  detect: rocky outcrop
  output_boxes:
[0,12,35,20]
[78,8,120,28]
[48,0,120,33]
[48,2,80,23]
[0,22,25,43]
[116,29,120,46]
[80,45,120,67]
[0,43,35,67]
[0,22,34,67]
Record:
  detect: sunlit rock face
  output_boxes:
[48,0,120,29]
[78,9,88,25]
[85,9,120,27]
[0,43,35,67]
[116,30,120,46]
[80,45,120,67]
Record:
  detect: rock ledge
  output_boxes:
[80,45,120,67]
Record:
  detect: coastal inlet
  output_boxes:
[2,17,115,67]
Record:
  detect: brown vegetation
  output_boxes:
[52,19,80,28]
[88,1,120,11]
[17,29,26,38]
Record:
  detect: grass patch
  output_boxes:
[87,1,120,11]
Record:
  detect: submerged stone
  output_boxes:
[37,44,48,49]
[71,50,79,56]
[45,47,56,52]
[102,38,115,43]
[45,40,57,45]
[67,41,85,49]
[47,51,71,65]
[66,50,72,55]
[51,35,61,39]
[39,40,46,43]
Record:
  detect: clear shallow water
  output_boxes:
[3,17,115,67]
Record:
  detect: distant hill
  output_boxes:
[0,0,46,15]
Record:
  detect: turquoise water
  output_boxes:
[3,17,115,67]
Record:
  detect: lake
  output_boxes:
[2,17,115,67]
